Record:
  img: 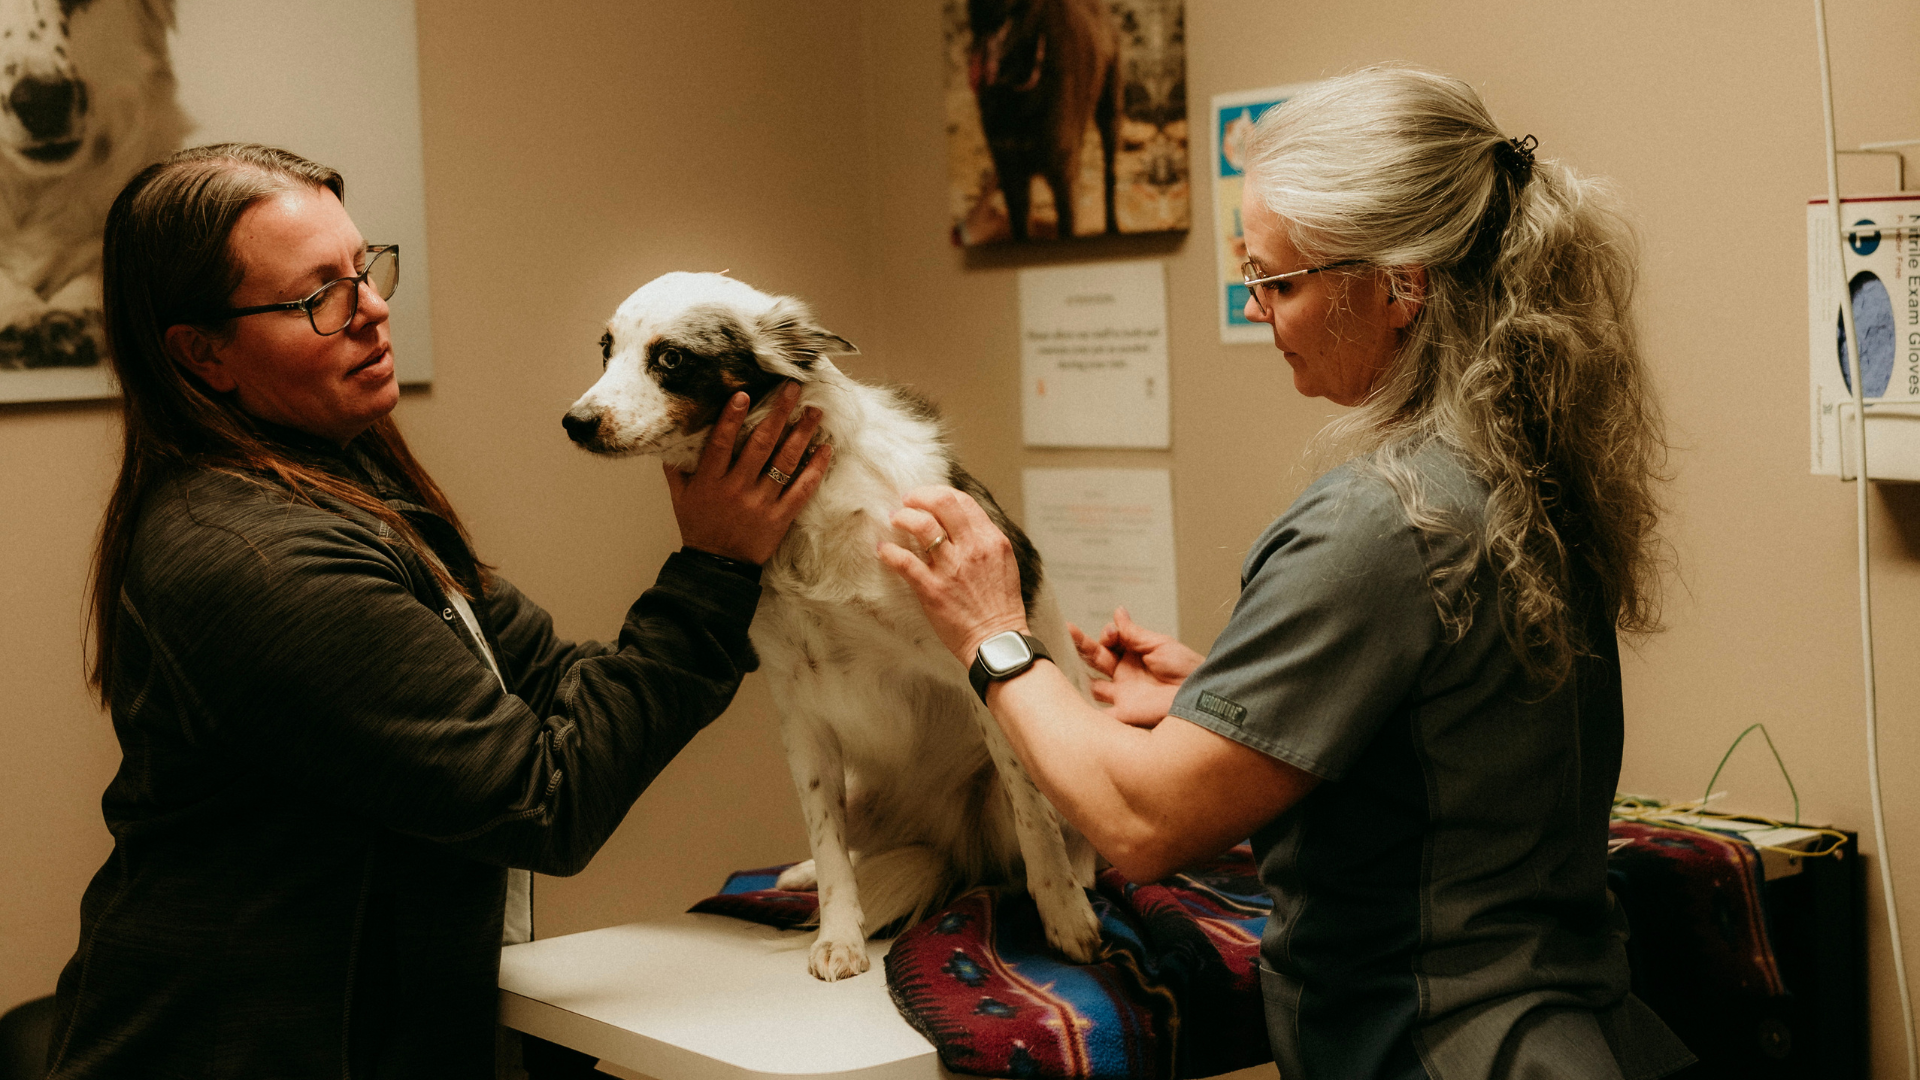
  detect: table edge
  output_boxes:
[498,990,948,1080]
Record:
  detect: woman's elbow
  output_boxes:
[537,850,595,878]
[1099,829,1193,885]
[1106,852,1181,885]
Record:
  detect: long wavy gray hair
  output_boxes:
[1243,66,1667,687]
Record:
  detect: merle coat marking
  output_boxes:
[564,272,1103,980]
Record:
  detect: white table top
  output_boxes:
[499,912,1279,1080]
[497,913,941,1080]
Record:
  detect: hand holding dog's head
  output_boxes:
[563,271,857,458]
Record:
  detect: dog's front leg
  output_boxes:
[0,272,49,334]
[782,715,869,980]
[969,705,1104,963]
[45,270,102,316]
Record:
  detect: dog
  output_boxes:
[0,0,190,369]
[968,0,1119,242]
[564,271,1104,981]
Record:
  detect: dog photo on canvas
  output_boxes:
[564,271,1104,981]
[0,0,189,370]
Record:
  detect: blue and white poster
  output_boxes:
[1210,83,1313,344]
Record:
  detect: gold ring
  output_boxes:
[925,533,948,556]
[765,465,792,486]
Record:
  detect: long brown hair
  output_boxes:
[89,143,475,702]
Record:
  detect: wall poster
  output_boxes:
[1018,259,1169,448]
[945,0,1189,246]
[1210,82,1313,344]
[1022,467,1179,641]
[0,0,433,405]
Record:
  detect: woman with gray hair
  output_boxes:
[882,67,1690,1078]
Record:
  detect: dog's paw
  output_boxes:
[1040,892,1105,964]
[775,860,818,891]
[0,290,47,335]
[0,309,102,371]
[807,934,871,981]
[46,273,102,314]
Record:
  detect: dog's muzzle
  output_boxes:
[561,407,604,447]
[9,74,86,162]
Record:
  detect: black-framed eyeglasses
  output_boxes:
[1240,257,1365,316]
[219,245,399,336]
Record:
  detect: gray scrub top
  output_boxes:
[1166,444,1693,1080]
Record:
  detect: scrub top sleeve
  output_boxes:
[1166,468,1445,782]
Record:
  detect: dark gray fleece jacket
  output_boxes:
[49,436,761,1080]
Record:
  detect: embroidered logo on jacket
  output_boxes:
[1196,691,1248,726]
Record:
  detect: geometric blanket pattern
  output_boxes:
[691,846,1273,1080]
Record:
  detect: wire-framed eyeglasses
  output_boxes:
[1240,257,1365,316]
[219,245,399,336]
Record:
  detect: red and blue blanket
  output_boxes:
[690,847,1274,1080]
[693,822,1801,1079]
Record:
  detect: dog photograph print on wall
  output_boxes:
[0,0,189,403]
[947,0,1189,246]
[0,0,433,405]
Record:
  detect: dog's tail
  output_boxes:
[854,844,955,937]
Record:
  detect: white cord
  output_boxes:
[1813,2,1920,1075]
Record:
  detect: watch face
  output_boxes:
[978,631,1034,676]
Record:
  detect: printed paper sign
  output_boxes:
[1018,260,1170,448]
[1022,467,1179,640]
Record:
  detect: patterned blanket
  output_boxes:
[1605,820,1799,1074]
[694,824,1795,1079]
[689,847,1274,1080]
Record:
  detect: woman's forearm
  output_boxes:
[984,661,1169,879]
[983,660,1314,883]
[878,484,1318,882]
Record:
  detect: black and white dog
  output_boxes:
[564,272,1102,981]
[0,0,189,369]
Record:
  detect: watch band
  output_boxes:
[968,631,1052,704]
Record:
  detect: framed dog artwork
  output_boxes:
[0,0,432,405]
[946,0,1189,246]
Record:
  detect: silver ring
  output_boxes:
[925,533,948,556]
[765,465,792,486]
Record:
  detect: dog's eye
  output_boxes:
[655,347,682,371]
[599,332,613,365]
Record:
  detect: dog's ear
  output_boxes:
[754,297,859,376]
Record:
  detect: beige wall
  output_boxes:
[8,0,1920,1073]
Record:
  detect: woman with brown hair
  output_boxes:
[884,68,1691,1079]
[51,143,828,1078]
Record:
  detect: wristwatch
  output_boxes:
[968,630,1052,704]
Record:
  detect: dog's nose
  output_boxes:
[562,409,602,445]
[10,76,83,142]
